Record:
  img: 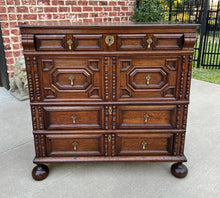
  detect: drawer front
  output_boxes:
[116,133,173,156]
[117,56,180,101]
[117,105,176,129]
[46,134,104,157]
[35,34,183,51]
[39,57,104,101]
[44,106,104,130]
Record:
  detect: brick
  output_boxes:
[118,1,126,6]
[57,1,65,5]
[90,13,98,17]
[94,18,102,22]
[9,14,17,20]
[37,0,50,5]
[66,1,76,5]
[23,14,37,20]
[6,58,15,65]
[11,28,20,35]
[83,7,93,12]
[89,1,98,6]
[71,7,82,12]
[113,17,120,21]
[14,0,20,5]
[1,22,9,28]
[94,7,103,11]
[5,51,13,57]
[58,7,70,12]
[0,0,5,5]
[14,51,22,57]
[53,14,66,19]
[12,43,20,50]
[100,12,108,17]
[0,14,8,21]
[3,37,10,43]
[16,14,23,21]
[78,1,88,6]
[83,18,93,23]
[8,7,15,12]
[44,7,58,12]
[7,0,14,5]
[2,29,10,36]
[103,18,112,22]
[78,13,89,18]
[99,1,107,6]
[17,6,29,13]
[29,7,43,13]
[4,43,11,50]
[121,7,128,11]
[0,7,6,13]
[104,7,112,11]
[113,7,120,11]
[109,12,117,17]
[10,22,18,28]
[39,14,52,20]
[109,1,117,6]
[11,36,20,42]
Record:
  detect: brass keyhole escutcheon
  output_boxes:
[145,75,151,85]
[144,114,149,124]
[69,76,75,86]
[142,140,147,150]
[147,38,153,49]
[72,115,77,124]
[108,134,111,142]
[67,39,73,50]
[72,142,78,151]
[109,107,112,115]
[105,35,114,46]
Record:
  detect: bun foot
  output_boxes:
[32,164,49,181]
[171,162,188,178]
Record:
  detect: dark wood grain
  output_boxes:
[21,22,197,180]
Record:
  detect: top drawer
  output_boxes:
[34,34,184,51]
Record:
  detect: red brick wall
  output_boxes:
[0,0,135,80]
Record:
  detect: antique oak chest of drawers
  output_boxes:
[20,22,197,180]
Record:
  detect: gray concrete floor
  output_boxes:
[0,79,220,198]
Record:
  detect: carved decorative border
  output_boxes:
[112,56,116,100]
[104,57,109,100]
[111,134,115,157]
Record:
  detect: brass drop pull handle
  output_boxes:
[109,107,112,115]
[72,115,77,124]
[147,38,153,49]
[108,134,111,142]
[72,141,78,151]
[145,75,151,85]
[144,114,149,124]
[105,35,114,46]
[67,39,73,50]
[69,76,75,86]
[142,140,147,150]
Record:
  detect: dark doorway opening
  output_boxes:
[0,23,10,90]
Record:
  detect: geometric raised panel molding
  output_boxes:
[42,60,54,71]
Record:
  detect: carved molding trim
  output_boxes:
[182,105,188,129]
[180,133,185,156]
[33,57,41,101]
[34,135,40,157]
[183,33,197,49]
[179,56,185,99]
[40,134,46,157]
[31,106,37,130]
[26,57,34,101]
[112,56,116,100]
[186,55,192,99]
[104,57,109,100]
[104,134,108,157]
[105,106,109,130]
[111,134,115,157]
[173,133,179,156]
[38,107,44,130]
[112,105,116,130]
[176,105,181,129]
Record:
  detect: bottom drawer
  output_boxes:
[46,134,104,157]
[116,133,173,156]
